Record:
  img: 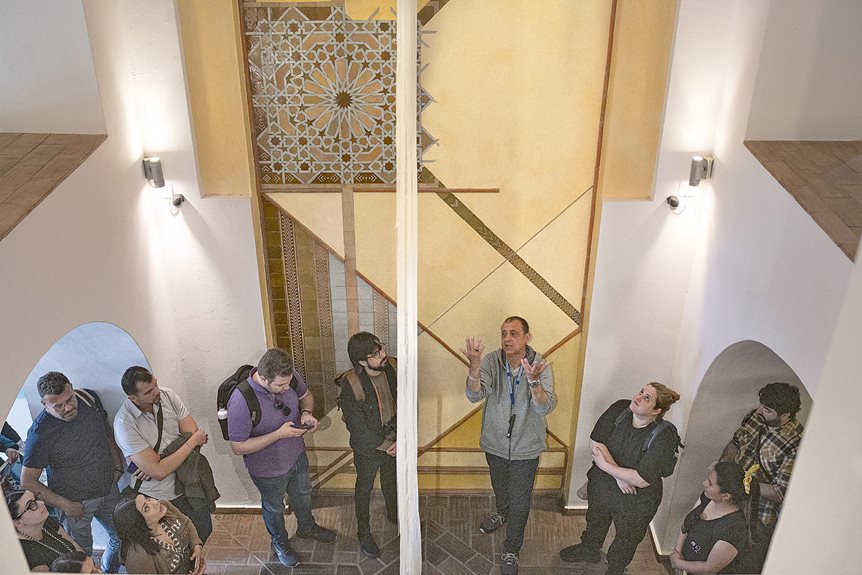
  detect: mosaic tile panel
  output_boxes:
[245,4,434,186]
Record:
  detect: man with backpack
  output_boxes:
[21,372,125,573]
[559,382,681,575]
[225,348,336,568]
[337,332,398,558]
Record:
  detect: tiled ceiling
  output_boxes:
[746,140,862,261]
[0,133,106,241]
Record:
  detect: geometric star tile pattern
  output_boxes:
[245,4,433,186]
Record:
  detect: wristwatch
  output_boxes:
[528,380,541,388]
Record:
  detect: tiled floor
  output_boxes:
[204,493,670,575]
[745,140,862,261]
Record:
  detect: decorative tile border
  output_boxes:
[436,191,582,325]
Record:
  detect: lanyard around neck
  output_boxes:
[505,361,523,406]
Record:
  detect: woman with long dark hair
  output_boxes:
[49,551,103,573]
[113,495,206,575]
[670,462,761,574]
[559,382,682,575]
[6,489,83,571]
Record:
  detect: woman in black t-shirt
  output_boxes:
[670,462,759,574]
[6,489,83,571]
[560,382,681,575]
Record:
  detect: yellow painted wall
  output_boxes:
[176,0,255,198]
[599,0,677,200]
[178,0,677,490]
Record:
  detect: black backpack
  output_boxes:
[614,408,684,478]
[216,365,299,440]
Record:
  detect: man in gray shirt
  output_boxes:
[113,366,212,541]
[464,316,555,575]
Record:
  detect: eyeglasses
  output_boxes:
[272,397,291,418]
[13,493,42,519]
[366,344,385,360]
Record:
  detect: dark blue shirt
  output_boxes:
[22,395,114,501]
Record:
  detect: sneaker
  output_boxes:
[296,524,337,543]
[359,533,381,558]
[271,541,300,567]
[501,552,519,575]
[479,512,506,534]
[559,543,600,563]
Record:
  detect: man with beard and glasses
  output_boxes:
[21,372,125,573]
[719,382,803,529]
[463,316,555,575]
[227,348,336,568]
[114,367,212,542]
[338,332,398,558]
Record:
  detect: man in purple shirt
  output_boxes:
[226,348,336,567]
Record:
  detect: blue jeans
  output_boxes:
[59,483,122,573]
[249,452,316,548]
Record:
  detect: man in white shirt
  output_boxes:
[113,366,212,541]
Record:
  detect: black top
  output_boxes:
[340,360,398,451]
[18,517,77,569]
[588,399,676,502]
[681,493,748,574]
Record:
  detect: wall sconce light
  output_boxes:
[142,155,185,208]
[142,156,165,188]
[688,155,714,186]
[667,154,714,213]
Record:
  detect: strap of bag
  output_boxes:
[131,404,164,492]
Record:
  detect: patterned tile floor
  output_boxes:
[203,493,670,575]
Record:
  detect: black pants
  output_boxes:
[486,452,540,554]
[171,494,213,543]
[354,448,397,537]
[580,479,660,574]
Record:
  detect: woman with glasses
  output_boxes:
[6,489,82,571]
[113,494,206,575]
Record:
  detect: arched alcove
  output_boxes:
[5,322,149,560]
[660,340,813,551]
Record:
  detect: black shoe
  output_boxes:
[559,543,600,563]
[271,541,300,567]
[359,533,380,558]
[501,552,519,575]
[296,524,337,543]
[479,512,506,534]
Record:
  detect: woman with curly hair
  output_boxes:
[560,382,682,575]
[113,495,206,575]
[670,461,762,574]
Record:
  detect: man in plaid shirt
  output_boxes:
[720,382,804,528]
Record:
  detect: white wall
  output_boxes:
[762,220,862,575]
[0,0,105,133]
[747,0,862,140]
[0,1,267,569]
[568,0,855,556]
